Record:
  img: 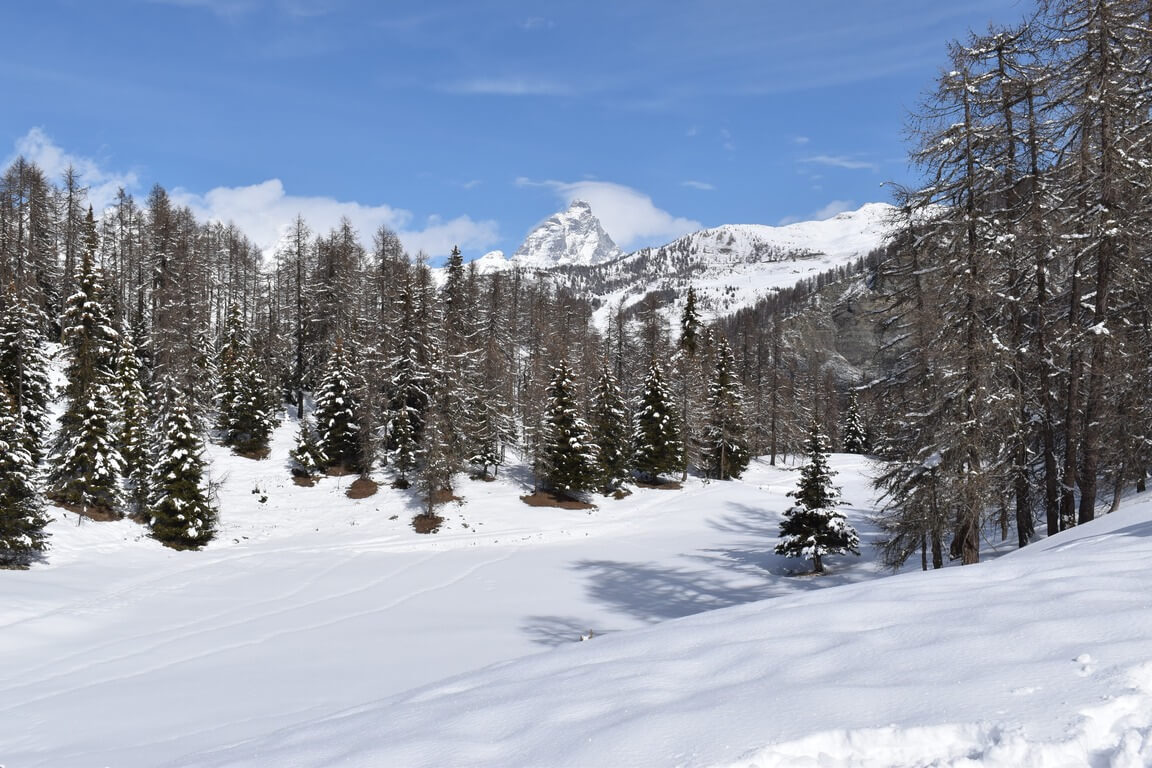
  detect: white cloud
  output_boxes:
[171,179,499,259]
[519,17,555,31]
[443,78,571,96]
[517,177,700,249]
[681,180,715,191]
[801,154,878,171]
[778,199,856,226]
[6,128,139,211]
[793,136,811,145]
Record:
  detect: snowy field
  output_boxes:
[2,413,1149,767]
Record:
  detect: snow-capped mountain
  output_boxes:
[510,199,622,268]
[557,202,896,326]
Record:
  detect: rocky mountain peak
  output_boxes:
[512,199,622,268]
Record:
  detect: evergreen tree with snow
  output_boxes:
[700,338,750,480]
[114,332,151,515]
[148,391,216,549]
[0,290,52,463]
[465,400,503,479]
[841,391,868,454]
[632,362,683,482]
[539,360,598,496]
[289,415,327,478]
[388,406,418,487]
[48,250,123,516]
[775,422,858,573]
[0,382,49,568]
[216,305,276,456]
[313,339,363,473]
[589,365,631,493]
[417,405,454,518]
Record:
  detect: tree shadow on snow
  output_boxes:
[521,615,613,647]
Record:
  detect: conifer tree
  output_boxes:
[775,422,859,573]
[313,340,363,473]
[114,332,151,515]
[632,362,683,482]
[0,382,48,568]
[388,406,418,487]
[289,415,327,477]
[215,304,276,456]
[700,338,750,480]
[841,391,868,454]
[539,360,598,496]
[48,250,123,516]
[149,392,216,549]
[589,365,631,493]
[417,406,454,518]
[0,291,52,462]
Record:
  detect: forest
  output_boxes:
[2,0,1150,575]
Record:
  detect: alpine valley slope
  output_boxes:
[178,487,1152,768]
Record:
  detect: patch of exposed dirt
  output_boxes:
[233,446,271,460]
[634,479,683,491]
[346,477,379,499]
[291,475,318,488]
[521,491,596,510]
[411,513,444,534]
[50,500,121,522]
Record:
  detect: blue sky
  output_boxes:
[1,0,1022,260]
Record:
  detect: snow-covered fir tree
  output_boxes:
[313,340,363,473]
[775,422,859,573]
[589,365,630,493]
[700,337,750,480]
[48,250,123,516]
[632,362,683,482]
[387,406,418,488]
[114,332,151,516]
[0,291,52,463]
[841,391,868,454]
[417,405,454,518]
[289,415,327,478]
[215,305,276,457]
[0,382,49,568]
[539,360,598,496]
[148,390,216,549]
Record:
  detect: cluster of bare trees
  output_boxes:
[873,0,1152,568]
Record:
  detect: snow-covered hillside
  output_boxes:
[4,409,1150,767]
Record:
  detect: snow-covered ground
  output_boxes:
[3,412,1149,767]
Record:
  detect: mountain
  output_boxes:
[510,199,622,268]
[545,202,896,327]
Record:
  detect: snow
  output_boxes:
[3,411,1150,767]
[512,199,621,268]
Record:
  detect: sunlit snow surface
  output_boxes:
[2,414,1150,767]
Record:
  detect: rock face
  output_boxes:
[512,200,622,268]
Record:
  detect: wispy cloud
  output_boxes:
[681,180,715,191]
[793,136,811,145]
[519,17,555,31]
[443,78,572,96]
[146,0,258,19]
[778,199,856,226]
[6,128,139,211]
[720,128,735,152]
[517,177,700,249]
[172,179,499,258]
[801,155,879,172]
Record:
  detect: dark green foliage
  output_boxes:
[589,366,630,492]
[465,400,503,479]
[539,360,598,495]
[775,423,859,573]
[679,285,701,356]
[841,392,868,454]
[149,395,216,549]
[632,362,683,481]
[313,340,363,473]
[700,338,750,480]
[0,383,48,568]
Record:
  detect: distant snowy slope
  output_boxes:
[180,496,1152,768]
